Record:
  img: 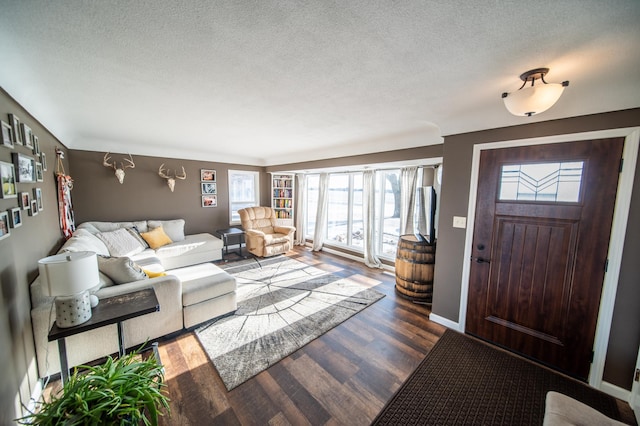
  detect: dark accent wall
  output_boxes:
[433,108,640,390]
[0,88,71,423]
[69,150,269,234]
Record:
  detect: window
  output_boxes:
[499,161,583,202]
[376,170,401,259]
[228,170,259,224]
[326,173,363,248]
[305,174,319,239]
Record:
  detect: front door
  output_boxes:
[465,138,624,380]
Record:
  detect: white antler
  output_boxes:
[158,164,186,192]
[104,152,135,184]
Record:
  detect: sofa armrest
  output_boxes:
[95,275,181,299]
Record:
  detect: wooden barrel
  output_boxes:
[395,235,436,303]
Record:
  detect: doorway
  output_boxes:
[456,127,639,387]
[465,138,623,380]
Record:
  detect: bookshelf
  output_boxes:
[271,173,294,226]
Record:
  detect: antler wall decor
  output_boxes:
[103,153,135,184]
[158,163,187,192]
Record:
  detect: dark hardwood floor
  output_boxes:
[156,247,446,425]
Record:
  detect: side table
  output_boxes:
[216,227,246,258]
[48,287,159,384]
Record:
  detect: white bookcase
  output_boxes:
[271,173,294,226]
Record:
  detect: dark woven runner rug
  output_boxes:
[373,329,635,425]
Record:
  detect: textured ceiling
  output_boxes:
[0,1,639,166]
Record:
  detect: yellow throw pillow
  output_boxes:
[140,226,173,249]
[142,268,167,278]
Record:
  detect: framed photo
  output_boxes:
[35,162,43,182]
[201,182,217,194]
[9,114,22,145]
[33,135,40,155]
[201,195,217,208]
[1,120,14,149]
[0,211,10,240]
[201,169,216,182]
[33,187,43,211]
[29,199,38,216]
[21,123,33,149]
[0,160,17,199]
[20,192,30,210]
[40,152,47,171]
[9,207,22,228]
[13,153,35,182]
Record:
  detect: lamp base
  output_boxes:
[55,291,92,328]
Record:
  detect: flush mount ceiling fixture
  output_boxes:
[502,68,569,117]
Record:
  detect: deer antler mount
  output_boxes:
[103,153,135,184]
[159,164,187,192]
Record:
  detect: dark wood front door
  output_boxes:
[465,138,624,380]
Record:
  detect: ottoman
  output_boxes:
[169,263,237,328]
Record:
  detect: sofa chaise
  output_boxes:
[30,219,237,377]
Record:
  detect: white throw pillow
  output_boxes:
[97,256,147,285]
[59,229,110,257]
[96,228,145,257]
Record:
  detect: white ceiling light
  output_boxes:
[502,68,569,117]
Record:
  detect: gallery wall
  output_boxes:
[433,108,640,390]
[0,88,71,423]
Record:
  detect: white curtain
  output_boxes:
[294,174,306,245]
[312,173,329,251]
[363,170,382,268]
[400,166,419,235]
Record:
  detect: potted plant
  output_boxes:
[18,349,170,425]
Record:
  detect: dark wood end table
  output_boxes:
[217,227,246,258]
[48,287,159,384]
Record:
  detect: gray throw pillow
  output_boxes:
[97,256,148,285]
[148,219,185,242]
[96,228,145,257]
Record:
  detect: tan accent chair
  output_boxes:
[238,207,296,257]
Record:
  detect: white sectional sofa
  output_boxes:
[30,219,237,377]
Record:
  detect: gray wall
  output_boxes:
[432,108,640,390]
[0,88,70,423]
[69,150,269,234]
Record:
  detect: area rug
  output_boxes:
[373,329,636,425]
[195,256,385,391]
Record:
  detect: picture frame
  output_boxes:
[201,195,217,208]
[0,160,17,199]
[40,152,47,171]
[9,207,22,228]
[33,187,43,211]
[35,162,44,182]
[33,135,40,155]
[29,199,38,216]
[1,120,14,149]
[9,114,22,145]
[0,211,10,240]
[201,169,216,182]
[20,192,30,210]
[13,153,36,182]
[201,182,217,194]
[21,123,33,149]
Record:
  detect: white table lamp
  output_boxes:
[38,251,100,328]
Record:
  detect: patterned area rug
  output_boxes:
[373,329,635,425]
[195,256,385,390]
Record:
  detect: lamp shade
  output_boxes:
[38,251,100,297]
[503,82,566,117]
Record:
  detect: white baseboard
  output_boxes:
[600,381,631,401]
[429,313,461,331]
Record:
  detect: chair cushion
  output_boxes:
[148,219,185,242]
[264,233,290,245]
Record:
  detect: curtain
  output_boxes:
[312,173,329,251]
[400,166,419,235]
[363,170,382,268]
[294,174,306,245]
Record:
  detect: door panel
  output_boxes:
[466,138,624,380]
